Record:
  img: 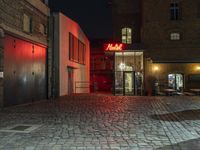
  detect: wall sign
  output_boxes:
[0,72,3,78]
[104,43,126,51]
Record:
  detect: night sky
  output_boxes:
[49,0,112,39]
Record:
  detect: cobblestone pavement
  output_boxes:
[0,95,200,150]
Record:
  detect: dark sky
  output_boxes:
[49,0,112,39]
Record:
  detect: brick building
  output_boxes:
[0,0,50,106]
[111,0,200,95]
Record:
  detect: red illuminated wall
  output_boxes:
[4,35,46,106]
[90,39,114,93]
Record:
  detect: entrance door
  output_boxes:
[68,68,74,94]
[168,74,184,92]
[123,72,135,95]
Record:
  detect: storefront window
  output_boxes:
[114,52,143,95]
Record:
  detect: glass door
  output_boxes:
[123,72,135,95]
[168,74,184,92]
[115,72,124,95]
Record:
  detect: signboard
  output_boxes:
[104,43,126,51]
[0,72,3,78]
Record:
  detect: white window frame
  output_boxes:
[170,32,180,40]
[122,27,132,44]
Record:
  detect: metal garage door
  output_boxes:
[4,35,47,106]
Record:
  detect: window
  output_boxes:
[170,2,181,20]
[170,32,180,40]
[23,14,32,33]
[122,27,132,44]
[39,24,47,35]
[69,33,86,65]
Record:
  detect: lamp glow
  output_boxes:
[197,66,200,70]
[119,62,126,70]
[153,66,159,71]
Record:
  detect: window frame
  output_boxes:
[69,32,86,65]
[23,14,33,33]
[170,2,181,20]
[121,27,132,44]
[170,32,181,41]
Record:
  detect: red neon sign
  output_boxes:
[104,43,125,51]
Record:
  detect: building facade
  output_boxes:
[0,0,50,106]
[90,39,114,93]
[111,0,200,95]
[52,13,90,97]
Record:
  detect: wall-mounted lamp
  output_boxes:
[196,66,200,70]
[153,66,159,71]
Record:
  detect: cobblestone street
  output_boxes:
[0,95,200,150]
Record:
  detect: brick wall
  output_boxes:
[0,0,49,45]
[142,0,200,60]
[112,0,142,43]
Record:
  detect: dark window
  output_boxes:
[69,33,86,65]
[189,74,200,82]
[170,2,181,20]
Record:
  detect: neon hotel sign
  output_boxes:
[104,43,126,51]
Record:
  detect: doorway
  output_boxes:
[123,72,135,95]
[114,51,144,96]
[168,73,184,92]
[115,71,137,96]
[68,68,74,94]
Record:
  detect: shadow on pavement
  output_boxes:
[157,138,200,150]
[150,109,200,121]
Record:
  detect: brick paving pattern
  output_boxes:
[0,95,200,150]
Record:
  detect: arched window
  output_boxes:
[122,27,132,44]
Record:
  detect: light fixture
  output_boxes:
[153,66,159,71]
[196,66,200,70]
[119,62,126,70]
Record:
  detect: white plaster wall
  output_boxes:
[58,13,90,96]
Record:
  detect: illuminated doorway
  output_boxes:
[114,52,143,95]
[168,74,184,92]
[124,72,135,95]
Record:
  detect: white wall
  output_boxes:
[58,13,90,96]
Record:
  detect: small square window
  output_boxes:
[170,33,180,40]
